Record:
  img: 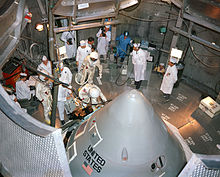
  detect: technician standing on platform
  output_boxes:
[131,43,148,89]
[115,31,132,67]
[57,62,73,125]
[80,52,102,84]
[76,40,91,72]
[60,31,76,60]
[37,55,52,87]
[160,57,178,101]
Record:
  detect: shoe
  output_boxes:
[61,120,65,125]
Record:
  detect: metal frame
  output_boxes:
[54,20,119,33]
[169,26,220,52]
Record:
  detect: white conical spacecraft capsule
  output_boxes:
[67,89,186,177]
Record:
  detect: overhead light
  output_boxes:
[35,23,44,32]
[171,48,183,59]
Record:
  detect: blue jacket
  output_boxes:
[115,34,131,58]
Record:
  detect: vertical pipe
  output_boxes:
[48,0,58,127]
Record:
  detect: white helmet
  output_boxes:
[42,55,48,61]
[89,87,100,98]
[90,52,98,60]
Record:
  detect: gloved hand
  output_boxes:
[99,75,102,79]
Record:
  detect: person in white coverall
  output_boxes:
[16,73,38,114]
[60,31,76,59]
[76,40,91,72]
[96,25,111,43]
[132,43,150,89]
[79,83,107,108]
[37,55,52,88]
[16,73,32,100]
[35,80,52,124]
[97,33,109,60]
[57,62,73,125]
[160,57,178,100]
[80,52,103,84]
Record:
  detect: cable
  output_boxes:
[189,39,220,68]
[182,19,220,68]
[202,45,220,57]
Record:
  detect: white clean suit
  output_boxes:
[16,80,31,100]
[76,46,91,72]
[160,65,178,94]
[57,67,72,121]
[132,49,149,81]
[80,55,103,84]
[60,31,76,58]
[37,61,52,80]
[79,83,107,105]
[97,36,109,57]
[35,81,52,123]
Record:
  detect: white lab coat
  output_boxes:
[35,81,52,121]
[16,80,31,100]
[132,49,148,81]
[97,37,109,56]
[60,31,76,58]
[37,61,52,81]
[80,55,103,84]
[160,65,178,94]
[79,83,107,105]
[76,46,91,72]
[57,67,72,121]
[96,28,111,42]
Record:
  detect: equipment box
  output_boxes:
[199,96,220,118]
[2,58,23,89]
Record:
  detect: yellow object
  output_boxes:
[45,119,51,125]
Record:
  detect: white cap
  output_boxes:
[170,57,177,63]
[42,55,47,61]
[105,25,110,28]
[80,40,86,46]
[90,52,99,59]
[159,63,164,66]
[133,43,140,48]
[20,73,27,77]
[89,87,100,98]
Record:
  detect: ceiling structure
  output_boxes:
[52,0,139,22]
[184,0,220,27]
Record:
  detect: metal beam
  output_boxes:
[198,0,220,8]
[76,13,116,22]
[171,0,183,8]
[52,0,112,12]
[54,20,120,33]
[49,0,58,127]
[183,13,220,33]
[36,0,46,17]
[170,26,220,52]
